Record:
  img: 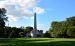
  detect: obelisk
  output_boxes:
[34,13,37,31]
[31,13,39,38]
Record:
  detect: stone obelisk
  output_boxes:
[34,13,37,31]
[31,13,39,38]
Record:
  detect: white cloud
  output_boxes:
[23,16,29,19]
[0,0,45,22]
[34,7,45,14]
[7,15,19,22]
[30,16,34,20]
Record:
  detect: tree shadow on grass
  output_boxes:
[7,41,75,46]
[0,38,52,46]
[45,41,75,46]
[0,38,13,43]
[0,39,75,46]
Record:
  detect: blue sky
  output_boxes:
[37,0,75,32]
[0,0,75,33]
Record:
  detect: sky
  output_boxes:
[0,0,75,33]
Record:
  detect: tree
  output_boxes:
[0,8,8,27]
[50,21,64,37]
[0,8,8,38]
[24,26,33,33]
[44,31,51,38]
[19,32,24,38]
[66,17,75,37]
[67,26,75,37]
[66,16,75,26]
[8,27,24,38]
[48,16,75,38]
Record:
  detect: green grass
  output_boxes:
[0,38,75,46]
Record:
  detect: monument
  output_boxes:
[26,13,43,38]
[31,13,39,38]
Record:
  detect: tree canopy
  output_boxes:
[0,8,8,27]
[47,16,75,38]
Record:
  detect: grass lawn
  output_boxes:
[0,38,75,46]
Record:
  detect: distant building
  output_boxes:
[25,30,43,38]
[31,30,43,38]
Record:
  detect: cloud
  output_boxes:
[30,16,34,20]
[7,15,19,22]
[34,7,45,14]
[0,0,45,22]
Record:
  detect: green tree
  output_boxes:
[25,26,33,33]
[44,31,51,38]
[8,27,24,38]
[0,8,8,27]
[66,16,75,37]
[51,21,64,37]
[19,32,24,38]
[0,8,8,38]
[49,21,68,38]
[48,16,75,38]
[66,16,75,26]
[67,26,75,37]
